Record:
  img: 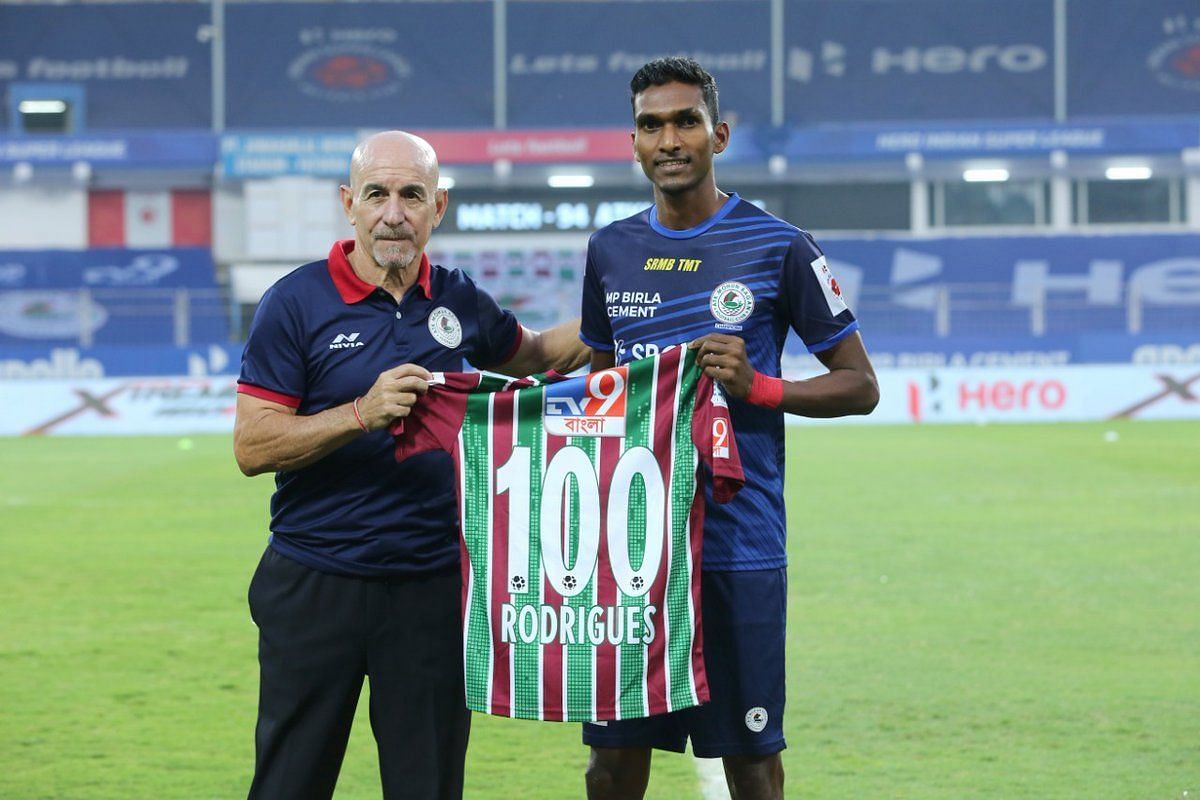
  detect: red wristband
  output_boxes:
[746,371,784,409]
[352,396,369,432]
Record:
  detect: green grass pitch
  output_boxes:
[1,422,1197,799]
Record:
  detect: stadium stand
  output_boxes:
[0,0,1197,378]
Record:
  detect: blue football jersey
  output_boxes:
[579,194,859,570]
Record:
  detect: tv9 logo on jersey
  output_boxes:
[543,368,628,438]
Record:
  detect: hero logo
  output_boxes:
[788,42,1046,81]
[906,373,1066,422]
[887,249,1200,310]
[871,44,1046,75]
[329,332,364,350]
[543,368,628,438]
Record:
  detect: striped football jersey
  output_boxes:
[391,345,744,721]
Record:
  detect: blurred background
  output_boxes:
[1,0,1198,428]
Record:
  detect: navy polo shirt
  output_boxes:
[238,239,521,577]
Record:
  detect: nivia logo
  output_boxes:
[329,332,364,350]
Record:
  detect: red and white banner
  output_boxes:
[88,190,212,248]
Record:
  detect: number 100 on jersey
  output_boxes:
[452,346,743,722]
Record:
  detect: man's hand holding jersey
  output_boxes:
[355,364,433,431]
[691,331,879,417]
[691,333,757,400]
[234,362,432,475]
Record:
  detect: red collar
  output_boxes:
[327,239,432,304]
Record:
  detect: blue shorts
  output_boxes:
[582,567,787,758]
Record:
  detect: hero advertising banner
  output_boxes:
[4,366,1198,436]
[783,0,1055,123]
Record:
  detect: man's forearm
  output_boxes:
[234,399,362,476]
[780,368,879,418]
[539,319,591,373]
[497,320,592,377]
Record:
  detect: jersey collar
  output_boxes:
[648,192,740,239]
[327,239,432,304]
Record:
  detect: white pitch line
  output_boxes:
[692,753,732,800]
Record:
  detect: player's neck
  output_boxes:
[653,183,728,231]
[349,247,420,304]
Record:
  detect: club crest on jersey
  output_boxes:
[543,367,628,438]
[709,281,754,330]
[428,307,463,348]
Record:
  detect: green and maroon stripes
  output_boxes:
[460,387,498,715]
[448,348,727,722]
[562,435,599,722]
[509,384,547,720]
[666,348,705,711]
[615,352,656,720]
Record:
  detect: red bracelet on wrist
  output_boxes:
[352,396,369,432]
[746,371,784,409]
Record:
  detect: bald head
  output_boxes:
[349,130,440,192]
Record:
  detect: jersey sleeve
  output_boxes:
[780,231,860,354]
[237,284,306,408]
[467,278,522,369]
[691,376,744,504]
[390,373,477,463]
[579,237,614,351]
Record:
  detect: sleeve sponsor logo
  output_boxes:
[811,256,849,315]
[543,367,628,437]
[712,415,731,459]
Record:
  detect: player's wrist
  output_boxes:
[746,371,784,409]
[352,396,370,432]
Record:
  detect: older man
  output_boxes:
[234,131,589,800]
